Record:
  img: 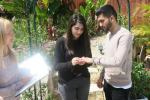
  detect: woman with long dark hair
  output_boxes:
[54,14,92,100]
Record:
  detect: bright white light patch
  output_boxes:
[16,53,51,96]
[19,53,50,77]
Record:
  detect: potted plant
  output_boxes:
[131,62,150,100]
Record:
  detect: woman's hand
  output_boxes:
[72,57,93,66]
[77,58,86,65]
[72,57,80,66]
[72,57,87,66]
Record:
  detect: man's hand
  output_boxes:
[80,57,93,64]
[96,78,103,88]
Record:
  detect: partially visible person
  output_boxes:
[54,14,92,100]
[0,96,3,100]
[0,17,29,100]
[82,5,133,100]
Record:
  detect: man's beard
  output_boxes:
[101,20,112,33]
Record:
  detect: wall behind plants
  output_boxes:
[107,0,150,25]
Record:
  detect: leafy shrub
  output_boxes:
[131,62,150,99]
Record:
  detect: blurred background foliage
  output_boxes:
[131,4,150,54]
[0,0,150,99]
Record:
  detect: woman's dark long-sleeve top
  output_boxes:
[54,37,92,84]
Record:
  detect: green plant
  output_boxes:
[55,14,71,37]
[0,0,26,18]
[13,18,48,47]
[21,89,34,100]
[21,82,54,100]
[79,0,106,19]
[131,62,150,99]
[79,0,106,37]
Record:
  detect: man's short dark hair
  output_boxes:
[96,4,117,20]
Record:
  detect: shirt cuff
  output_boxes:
[92,57,102,65]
